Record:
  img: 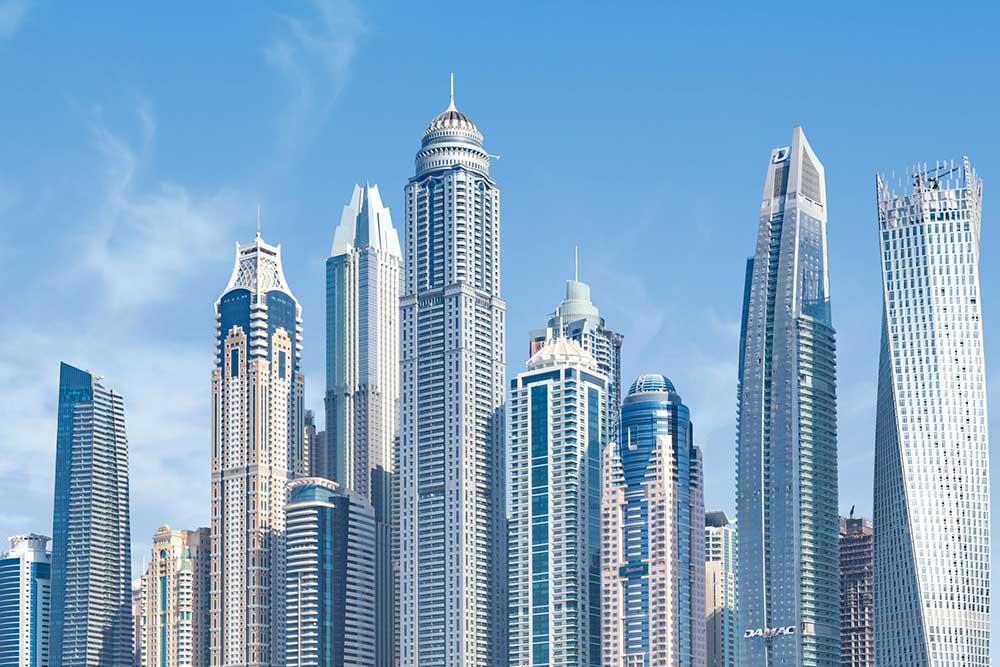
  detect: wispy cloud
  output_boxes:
[264,0,366,157]
[0,102,245,570]
[0,0,30,40]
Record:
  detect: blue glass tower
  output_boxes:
[285,478,376,667]
[50,363,132,667]
[602,375,705,666]
[736,127,839,666]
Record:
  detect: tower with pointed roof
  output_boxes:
[736,127,839,666]
[399,77,506,667]
[530,261,623,436]
[210,232,304,667]
[325,183,402,667]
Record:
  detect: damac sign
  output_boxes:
[743,626,796,639]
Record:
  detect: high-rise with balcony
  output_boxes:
[705,512,738,667]
[0,534,51,667]
[735,127,839,666]
[529,268,623,430]
[399,78,506,667]
[839,511,872,667]
[508,338,607,667]
[50,362,132,667]
[137,526,211,667]
[602,374,705,667]
[285,478,376,667]
[211,232,304,667]
[326,183,401,667]
[874,159,990,666]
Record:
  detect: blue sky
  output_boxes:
[2,0,999,643]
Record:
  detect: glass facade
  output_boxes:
[50,363,132,667]
[736,128,839,666]
[0,535,51,667]
[873,159,990,666]
[508,339,607,667]
[285,479,377,667]
[602,375,705,667]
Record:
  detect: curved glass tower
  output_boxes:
[399,80,506,667]
[602,375,705,667]
[210,232,304,667]
[736,127,839,666]
[873,159,990,666]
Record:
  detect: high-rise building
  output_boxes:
[705,512,738,667]
[132,579,144,667]
[735,127,839,666]
[211,232,304,667]
[602,374,706,667]
[839,512,872,667]
[529,268,623,431]
[50,362,132,667]
[874,159,991,666]
[325,183,402,667]
[508,338,607,667]
[285,478,376,667]
[399,78,507,667]
[137,527,210,667]
[0,534,51,667]
[303,410,326,480]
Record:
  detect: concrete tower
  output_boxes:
[211,232,304,667]
[399,76,506,667]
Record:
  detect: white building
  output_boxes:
[399,77,507,667]
[705,512,737,667]
[211,232,304,667]
[508,338,607,667]
[874,159,991,665]
[0,534,51,667]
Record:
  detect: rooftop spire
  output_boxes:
[447,72,456,111]
[256,205,261,239]
[575,245,579,282]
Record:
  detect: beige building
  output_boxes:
[705,511,737,667]
[137,526,210,667]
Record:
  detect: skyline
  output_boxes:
[2,0,999,654]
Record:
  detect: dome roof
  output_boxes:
[627,374,677,395]
[427,105,478,132]
[526,337,596,371]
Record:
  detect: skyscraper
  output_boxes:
[50,362,132,667]
[735,127,839,666]
[508,338,607,667]
[529,266,623,432]
[874,159,990,665]
[399,78,507,667]
[0,534,51,667]
[211,232,304,667]
[839,512,873,667]
[602,374,706,667]
[705,512,738,667]
[303,410,326,480]
[137,526,210,667]
[325,183,402,667]
[285,478,377,667]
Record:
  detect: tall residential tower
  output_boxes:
[211,232,304,667]
[705,512,738,667]
[0,534,51,667]
[874,159,990,665]
[508,338,607,667]
[325,183,402,667]
[602,375,706,667]
[50,363,132,667]
[839,512,873,667]
[735,127,839,666]
[399,79,507,667]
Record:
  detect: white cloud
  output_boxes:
[0,0,30,40]
[264,0,365,157]
[0,104,242,572]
